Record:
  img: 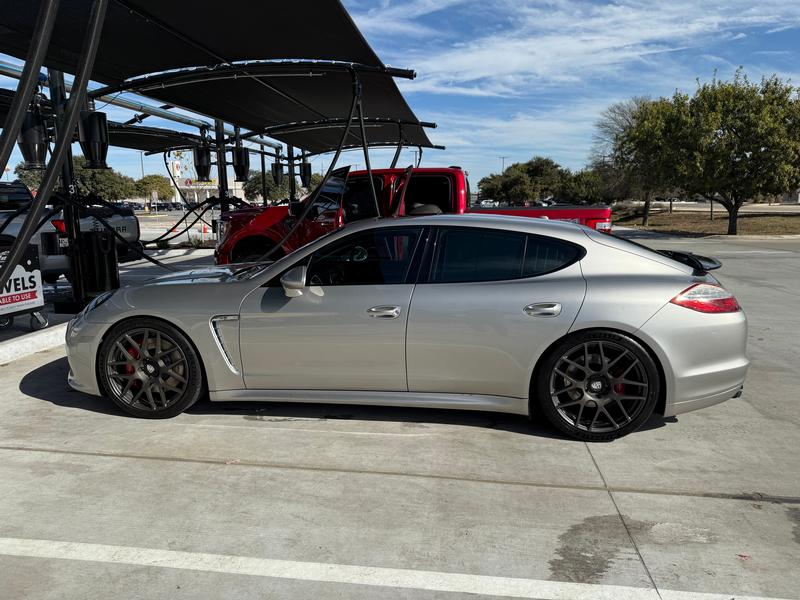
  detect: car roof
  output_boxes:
[344,213,589,241]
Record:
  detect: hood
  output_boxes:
[144,266,240,286]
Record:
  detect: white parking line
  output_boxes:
[0,537,788,600]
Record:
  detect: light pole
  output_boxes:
[499,156,508,172]
[139,151,144,178]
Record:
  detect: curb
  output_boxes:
[0,323,67,365]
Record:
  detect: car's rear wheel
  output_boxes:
[97,318,203,418]
[535,330,659,441]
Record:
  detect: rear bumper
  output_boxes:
[637,303,749,417]
[663,383,744,417]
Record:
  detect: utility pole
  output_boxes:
[139,151,144,178]
[499,156,508,172]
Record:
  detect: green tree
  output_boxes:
[477,173,504,200]
[614,98,684,225]
[500,167,534,204]
[681,72,800,234]
[13,157,137,200]
[12,163,43,191]
[521,156,563,199]
[559,168,605,204]
[242,169,291,203]
[135,174,173,201]
[614,71,800,234]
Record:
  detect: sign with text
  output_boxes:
[0,244,44,316]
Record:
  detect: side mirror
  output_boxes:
[280,265,306,297]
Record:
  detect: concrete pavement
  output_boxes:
[0,236,798,599]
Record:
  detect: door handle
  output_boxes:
[524,302,562,317]
[367,305,402,319]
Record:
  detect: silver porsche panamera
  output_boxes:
[65,215,748,441]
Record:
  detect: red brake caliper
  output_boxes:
[123,339,142,393]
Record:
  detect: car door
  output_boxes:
[406,226,587,399]
[239,225,426,391]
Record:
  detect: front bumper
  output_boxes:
[637,302,749,417]
[65,312,105,396]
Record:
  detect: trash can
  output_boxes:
[79,230,120,297]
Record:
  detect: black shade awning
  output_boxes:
[106,122,202,154]
[0,0,381,85]
[118,67,434,153]
[0,1,440,155]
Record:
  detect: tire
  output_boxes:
[534,330,660,441]
[0,316,13,330]
[97,318,204,418]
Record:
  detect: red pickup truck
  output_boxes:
[215,166,612,264]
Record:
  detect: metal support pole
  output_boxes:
[214,118,229,213]
[353,74,379,217]
[260,151,267,206]
[49,68,85,304]
[0,0,59,173]
[0,0,109,296]
[390,123,404,169]
[287,145,297,201]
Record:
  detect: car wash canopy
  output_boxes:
[0,0,436,155]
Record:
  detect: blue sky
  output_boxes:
[3,0,800,185]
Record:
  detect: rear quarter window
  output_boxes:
[429,227,583,283]
[582,227,694,274]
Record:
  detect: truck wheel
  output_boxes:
[0,316,14,330]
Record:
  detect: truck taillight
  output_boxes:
[594,220,612,233]
[670,283,740,313]
[50,219,66,233]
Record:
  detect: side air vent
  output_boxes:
[209,315,240,374]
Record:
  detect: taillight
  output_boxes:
[594,220,612,233]
[670,283,740,313]
[50,219,66,233]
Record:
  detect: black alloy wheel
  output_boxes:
[97,318,203,418]
[535,330,659,441]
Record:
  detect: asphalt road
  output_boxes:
[0,235,798,599]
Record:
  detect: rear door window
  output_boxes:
[429,227,582,283]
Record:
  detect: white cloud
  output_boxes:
[348,0,800,96]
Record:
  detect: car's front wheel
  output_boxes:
[535,330,660,441]
[97,318,204,418]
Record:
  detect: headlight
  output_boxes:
[83,290,116,315]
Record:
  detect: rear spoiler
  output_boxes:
[657,250,721,274]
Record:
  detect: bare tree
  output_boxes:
[591,96,649,161]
